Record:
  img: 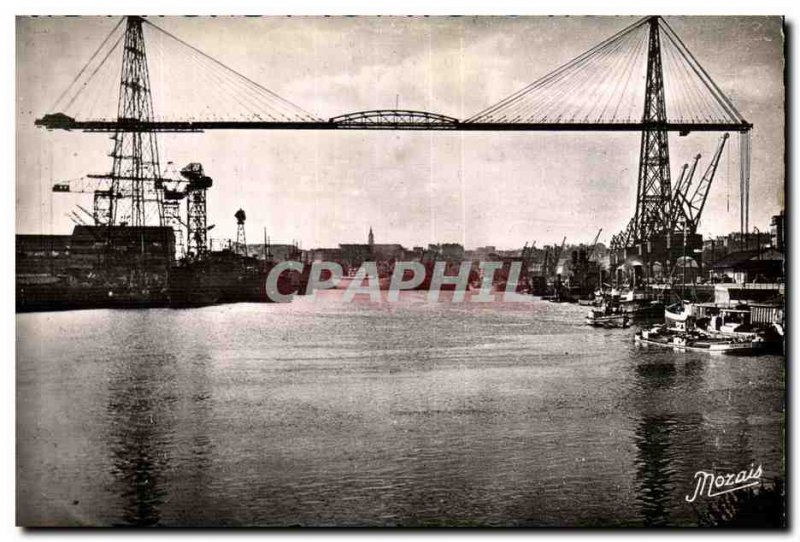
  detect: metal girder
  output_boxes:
[329,110,459,129]
[35,113,752,133]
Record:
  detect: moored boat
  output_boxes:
[584,289,661,328]
[665,301,693,326]
[585,312,630,328]
[634,324,766,354]
[621,298,665,319]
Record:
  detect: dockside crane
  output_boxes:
[520,241,537,263]
[669,154,702,231]
[541,246,550,279]
[51,163,213,262]
[613,154,697,250]
[75,204,96,223]
[52,178,122,227]
[66,211,87,226]
[551,236,566,278]
[585,228,604,290]
[587,228,603,261]
[524,241,536,268]
[519,241,537,289]
[678,133,730,233]
[611,134,729,250]
[610,216,635,250]
[52,174,187,225]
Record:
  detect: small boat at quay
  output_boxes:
[622,299,665,319]
[634,324,766,354]
[585,289,660,328]
[585,312,631,328]
[585,299,630,328]
[585,288,665,319]
[635,300,784,354]
[666,301,783,338]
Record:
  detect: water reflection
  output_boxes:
[732,414,756,469]
[106,350,177,526]
[176,352,215,521]
[634,415,676,526]
[632,358,705,526]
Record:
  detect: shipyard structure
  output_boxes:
[16,161,302,311]
[17,17,302,312]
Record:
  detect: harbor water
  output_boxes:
[16,291,785,526]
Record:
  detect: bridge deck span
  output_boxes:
[36,118,752,134]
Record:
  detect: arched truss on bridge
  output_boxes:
[329,110,459,130]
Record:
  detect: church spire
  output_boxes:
[368,226,374,247]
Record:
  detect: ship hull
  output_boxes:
[634,326,766,354]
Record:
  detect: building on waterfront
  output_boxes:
[242,242,303,261]
[703,231,773,257]
[308,247,344,263]
[701,236,730,270]
[17,226,175,286]
[371,243,406,262]
[726,231,773,253]
[428,243,465,262]
[771,210,785,253]
[609,230,704,288]
[338,243,374,269]
[308,228,411,270]
[465,246,498,260]
[16,234,72,277]
[16,226,176,311]
[710,248,784,284]
[68,226,175,284]
[700,210,784,280]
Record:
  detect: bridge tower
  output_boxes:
[106,15,164,228]
[633,16,672,245]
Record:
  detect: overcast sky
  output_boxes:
[16,16,784,249]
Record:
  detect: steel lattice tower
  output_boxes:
[235,209,247,256]
[187,189,208,257]
[181,163,211,257]
[107,16,164,227]
[633,16,672,244]
[163,195,185,258]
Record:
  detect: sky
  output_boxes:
[15,16,784,249]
